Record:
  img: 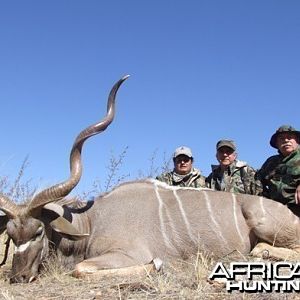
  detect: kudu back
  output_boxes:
[1,76,300,283]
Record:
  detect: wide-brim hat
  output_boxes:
[270,125,300,148]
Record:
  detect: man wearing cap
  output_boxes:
[156,146,206,188]
[256,125,300,207]
[206,140,262,194]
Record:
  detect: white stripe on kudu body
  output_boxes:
[153,182,175,251]
[259,197,266,217]
[232,193,245,246]
[203,191,229,248]
[173,189,194,241]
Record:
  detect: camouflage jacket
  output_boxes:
[156,168,206,188]
[205,160,262,195]
[256,147,300,205]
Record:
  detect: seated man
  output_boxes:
[256,125,300,207]
[206,139,262,195]
[156,146,206,188]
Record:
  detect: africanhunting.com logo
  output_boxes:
[209,262,300,293]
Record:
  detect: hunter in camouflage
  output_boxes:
[206,140,262,195]
[256,125,300,206]
[156,146,206,188]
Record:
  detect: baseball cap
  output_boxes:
[173,146,193,158]
[216,140,236,151]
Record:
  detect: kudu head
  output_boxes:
[0,75,129,283]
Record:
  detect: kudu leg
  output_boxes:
[73,263,155,279]
[251,242,300,261]
[73,252,157,279]
[242,198,300,260]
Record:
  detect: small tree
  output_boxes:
[0,156,36,204]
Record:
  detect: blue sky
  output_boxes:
[0,1,299,197]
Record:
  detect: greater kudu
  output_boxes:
[1,75,300,284]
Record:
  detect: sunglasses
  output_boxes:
[175,156,191,163]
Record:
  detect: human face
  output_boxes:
[216,146,236,169]
[276,132,299,157]
[174,155,193,175]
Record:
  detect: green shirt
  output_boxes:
[206,160,262,195]
[257,147,300,205]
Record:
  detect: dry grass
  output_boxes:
[0,237,299,300]
[0,243,218,299]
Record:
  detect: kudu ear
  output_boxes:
[0,211,8,235]
[49,217,89,241]
[42,203,89,241]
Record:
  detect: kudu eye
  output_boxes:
[33,226,44,240]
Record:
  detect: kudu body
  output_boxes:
[1,76,300,284]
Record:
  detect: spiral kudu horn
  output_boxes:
[27,75,130,216]
[0,193,22,218]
